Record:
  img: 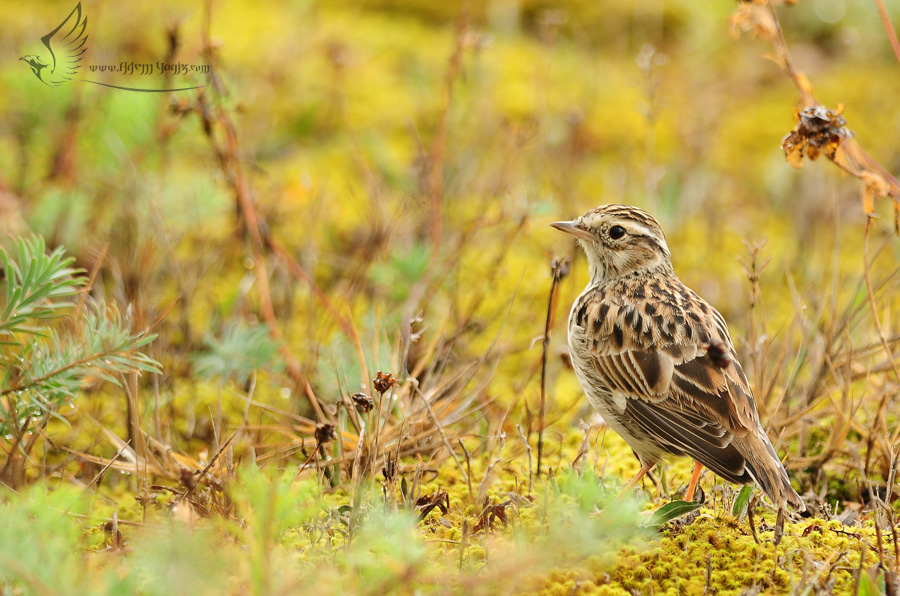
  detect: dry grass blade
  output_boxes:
[87,440,132,489]
[175,429,239,503]
[413,382,472,501]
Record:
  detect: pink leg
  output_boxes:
[685,461,703,501]
[618,461,655,498]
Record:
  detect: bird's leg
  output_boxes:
[618,461,654,498]
[685,461,703,501]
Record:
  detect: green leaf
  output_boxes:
[732,485,754,521]
[0,235,84,337]
[857,569,883,596]
[646,500,703,528]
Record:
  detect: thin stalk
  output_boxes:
[537,257,568,476]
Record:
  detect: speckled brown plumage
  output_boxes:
[552,204,804,511]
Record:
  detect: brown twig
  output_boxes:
[0,415,30,485]
[295,438,322,479]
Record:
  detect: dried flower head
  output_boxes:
[351,392,374,413]
[373,370,397,394]
[551,256,571,282]
[782,105,852,168]
[315,422,336,445]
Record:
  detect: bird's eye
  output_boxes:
[609,225,626,240]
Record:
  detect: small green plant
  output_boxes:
[0,236,159,486]
[193,321,283,383]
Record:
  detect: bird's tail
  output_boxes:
[738,430,805,511]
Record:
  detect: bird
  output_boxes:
[552,204,804,511]
[19,3,88,87]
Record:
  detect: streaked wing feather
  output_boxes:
[623,398,752,484]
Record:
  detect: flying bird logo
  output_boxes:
[19,2,88,87]
[18,3,205,93]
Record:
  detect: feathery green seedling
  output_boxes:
[0,237,159,486]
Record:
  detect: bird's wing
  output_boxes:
[40,2,88,85]
[576,281,761,476]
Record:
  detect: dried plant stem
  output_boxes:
[538,260,566,476]
[764,0,815,106]
[351,427,365,489]
[199,2,327,421]
[853,543,869,595]
[458,518,470,571]
[760,0,900,200]
[204,102,318,414]
[87,440,131,489]
[457,438,476,502]
[516,424,533,493]
[175,429,238,503]
[265,235,354,336]
[874,0,900,68]
[889,507,900,579]
[370,397,385,477]
[427,1,470,249]
[295,438,322,479]
[0,414,30,485]
[345,304,370,394]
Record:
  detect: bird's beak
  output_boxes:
[550,220,593,241]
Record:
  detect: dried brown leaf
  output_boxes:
[473,499,511,534]
[416,490,450,520]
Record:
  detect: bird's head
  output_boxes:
[19,55,46,67]
[551,204,673,282]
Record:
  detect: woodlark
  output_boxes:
[552,204,804,511]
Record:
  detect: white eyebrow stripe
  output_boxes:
[627,223,670,254]
[628,223,653,236]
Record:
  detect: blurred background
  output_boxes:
[1,0,900,502]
